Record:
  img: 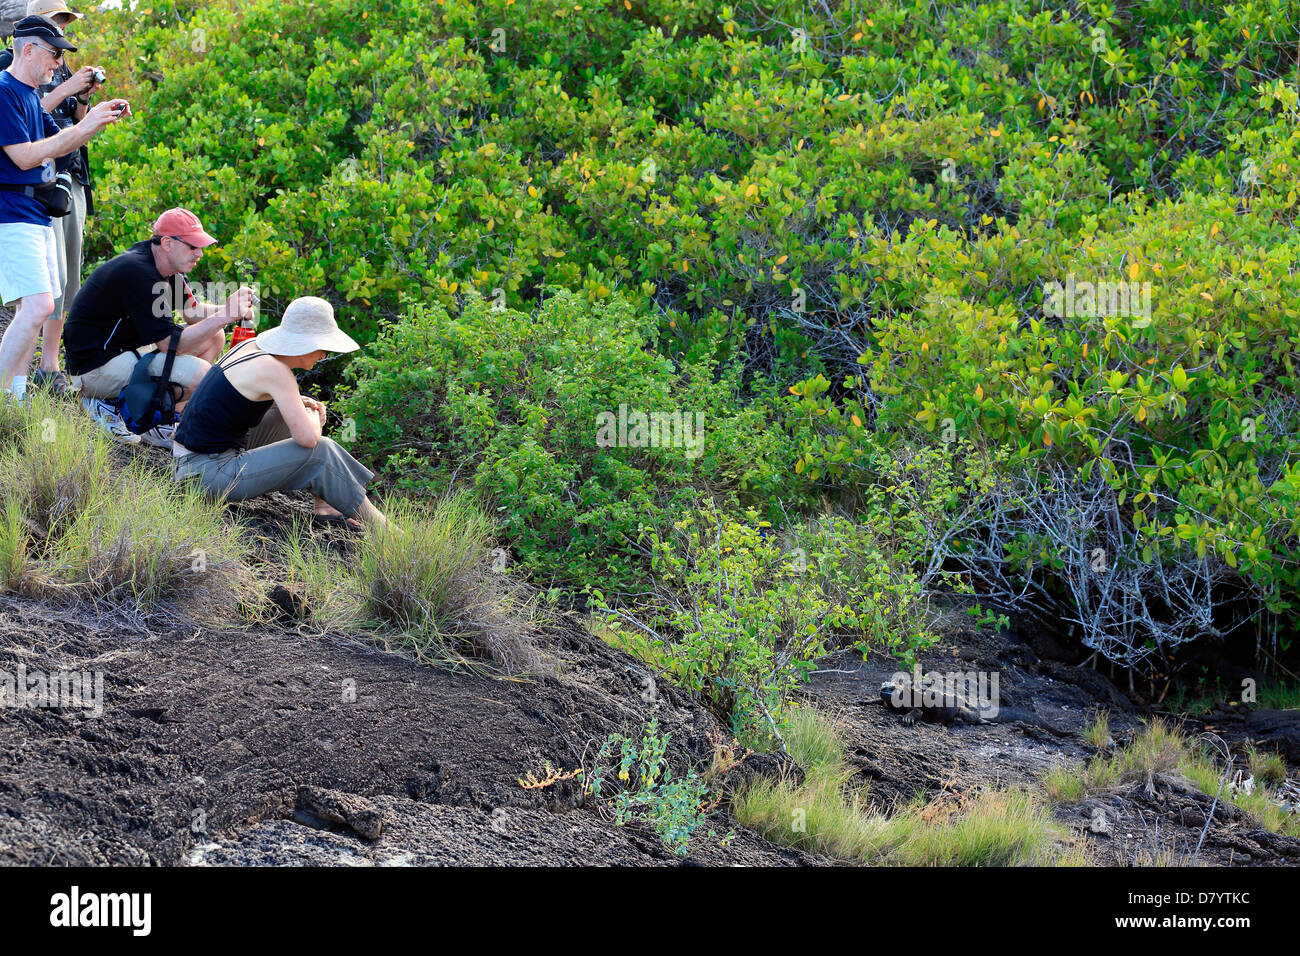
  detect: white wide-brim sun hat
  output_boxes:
[254,296,360,356]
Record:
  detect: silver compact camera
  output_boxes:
[91,68,106,85]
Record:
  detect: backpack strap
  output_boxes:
[158,326,182,384]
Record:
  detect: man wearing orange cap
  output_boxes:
[62,207,255,446]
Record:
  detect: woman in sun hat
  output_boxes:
[170,295,388,529]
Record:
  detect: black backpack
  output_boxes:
[118,329,184,434]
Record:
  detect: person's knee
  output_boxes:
[189,356,212,385]
[14,293,54,328]
[206,329,226,360]
[306,436,334,460]
[174,358,211,400]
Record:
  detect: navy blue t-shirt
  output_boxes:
[0,69,60,226]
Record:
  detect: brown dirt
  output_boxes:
[0,580,822,866]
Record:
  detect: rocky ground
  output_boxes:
[5,514,1297,865]
[0,484,824,866]
[801,616,1300,865]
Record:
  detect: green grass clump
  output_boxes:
[1083,709,1112,750]
[1165,680,1300,716]
[284,493,546,674]
[356,494,494,636]
[1042,719,1300,839]
[1043,763,1087,804]
[732,708,1071,865]
[0,394,250,617]
[1259,683,1300,711]
[894,788,1063,867]
[1246,745,1288,788]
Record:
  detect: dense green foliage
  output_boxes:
[74,0,1300,687]
[336,288,799,591]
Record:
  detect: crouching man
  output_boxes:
[62,207,254,446]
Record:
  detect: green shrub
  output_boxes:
[73,0,1300,662]
[337,288,806,594]
[594,497,948,741]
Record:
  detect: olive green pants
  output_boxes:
[171,406,375,518]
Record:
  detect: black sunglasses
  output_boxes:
[168,235,200,251]
[33,41,64,62]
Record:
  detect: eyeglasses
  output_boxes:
[168,236,200,252]
[32,42,64,62]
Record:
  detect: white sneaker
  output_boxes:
[81,396,141,444]
[139,423,176,449]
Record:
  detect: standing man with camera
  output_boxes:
[0,14,123,402]
[0,1,104,396]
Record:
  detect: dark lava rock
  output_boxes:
[296,786,383,840]
[1244,709,1300,761]
[721,751,805,792]
[266,584,310,622]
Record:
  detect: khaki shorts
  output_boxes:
[73,345,207,401]
[52,179,87,318]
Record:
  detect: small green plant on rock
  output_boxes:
[585,718,729,856]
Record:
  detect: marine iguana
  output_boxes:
[874,673,1064,733]
[879,674,987,726]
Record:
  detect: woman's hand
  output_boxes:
[302,396,327,428]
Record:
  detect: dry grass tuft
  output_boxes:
[283,494,549,675]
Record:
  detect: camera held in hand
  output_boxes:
[91,68,106,86]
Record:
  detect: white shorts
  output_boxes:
[0,220,61,307]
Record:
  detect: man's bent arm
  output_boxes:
[158,310,229,354]
[182,302,225,324]
[1,122,94,170]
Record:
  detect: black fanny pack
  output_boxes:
[118,329,184,434]
[0,172,74,217]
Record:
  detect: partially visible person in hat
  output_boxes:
[170,296,389,530]
[0,1,106,396]
[0,14,125,403]
[62,206,255,446]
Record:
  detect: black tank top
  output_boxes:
[175,341,275,454]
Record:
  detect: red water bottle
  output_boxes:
[230,317,255,349]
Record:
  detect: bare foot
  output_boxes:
[312,498,364,529]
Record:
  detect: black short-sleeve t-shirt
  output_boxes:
[64,240,195,375]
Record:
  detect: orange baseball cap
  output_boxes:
[151,207,216,248]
